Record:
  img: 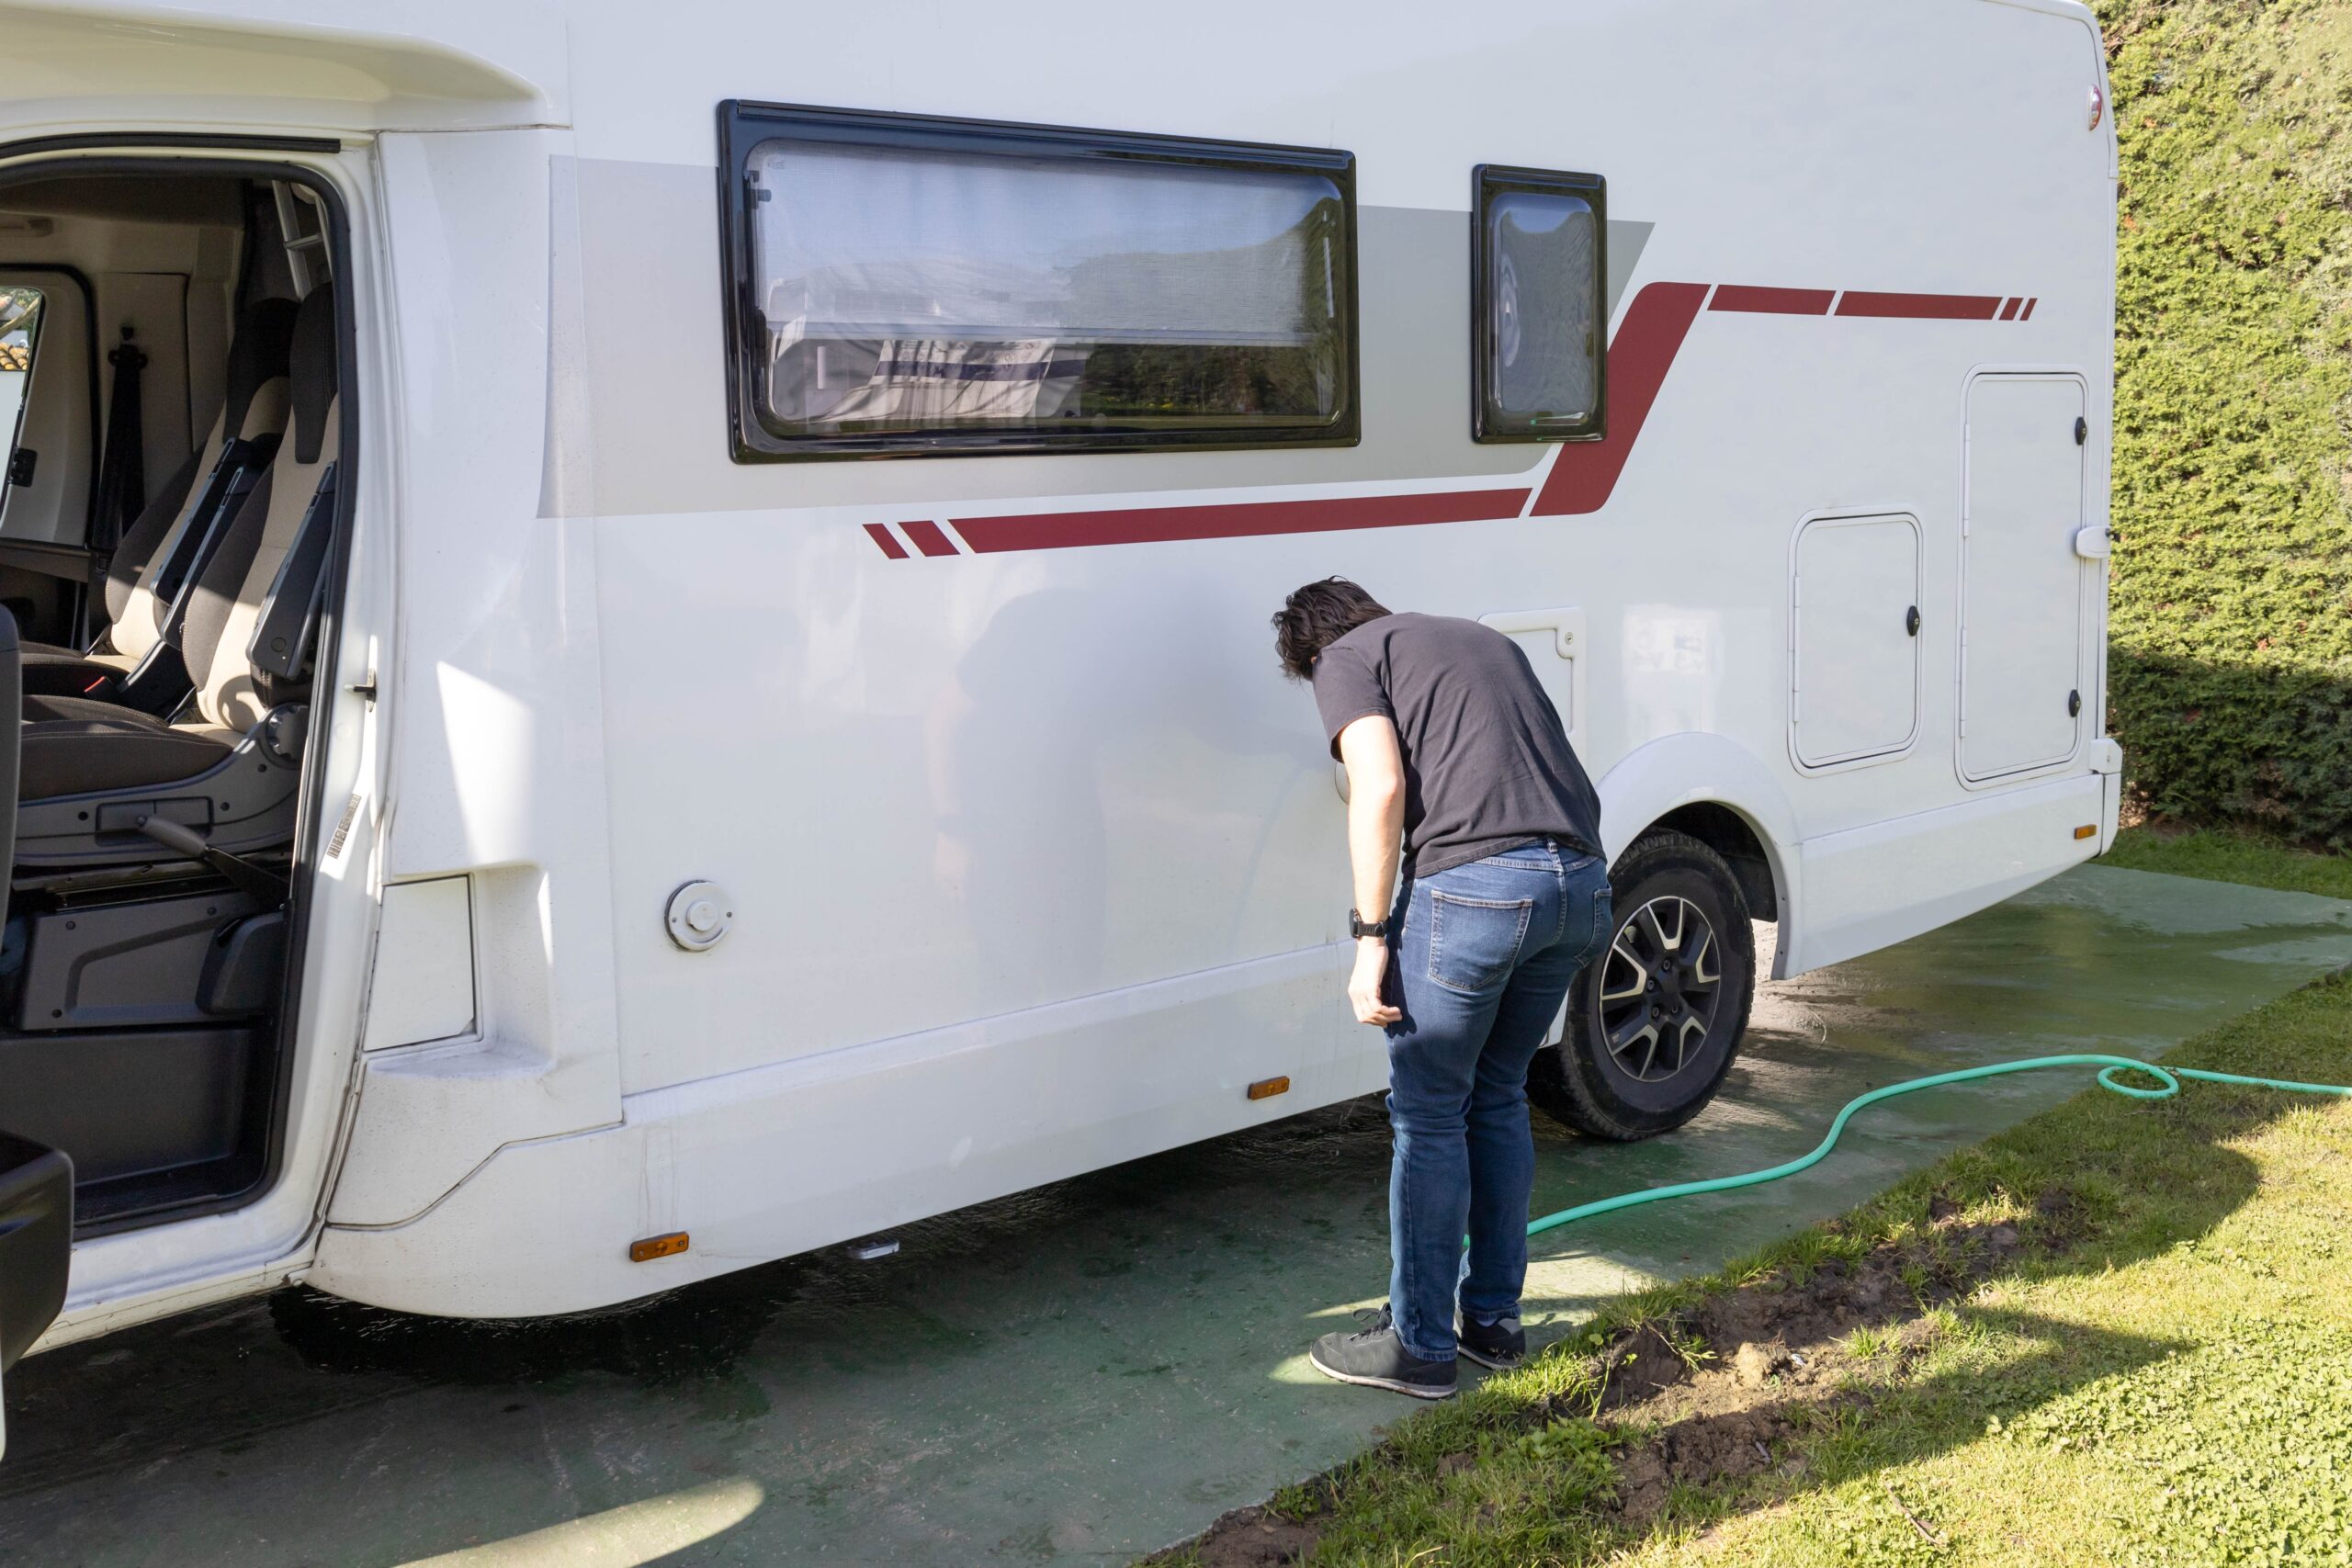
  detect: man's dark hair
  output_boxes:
[1272,577,1392,681]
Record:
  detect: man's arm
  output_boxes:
[1337,714,1406,1026]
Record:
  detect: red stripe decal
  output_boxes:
[900,519,960,558]
[897,278,2034,552]
[1835,290,2003,321]
[1530,280,1710,517]
[956,486,1532,554]
[1710,285,1835,316]
[2019,297,2037,321]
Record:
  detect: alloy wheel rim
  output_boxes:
[1595,894,1722,1083]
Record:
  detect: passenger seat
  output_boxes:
[16,284,337,851]
[19,298,297,700]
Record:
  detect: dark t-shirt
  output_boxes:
[1312,613,1603,877]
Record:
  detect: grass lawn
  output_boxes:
[1157,836,2352,1567]
[2102,825,2352,902]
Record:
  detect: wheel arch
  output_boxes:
[1650,803,1779,923]
[1595,733,1801,971]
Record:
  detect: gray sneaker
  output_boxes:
[1454,1311,1526,1371]
[1308,1307,1457,1399]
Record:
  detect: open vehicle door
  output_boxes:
[0,605,71,1461]
[0,1132,72,1461]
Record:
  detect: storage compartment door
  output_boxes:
[1479,607,1588,752]
[1792,513,1920,767]
[1961,375,2087,781]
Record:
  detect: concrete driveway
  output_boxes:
[3,863,2347,1566]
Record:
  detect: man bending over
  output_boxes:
[1273,577,1611,1398]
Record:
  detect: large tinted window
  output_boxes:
[1473,165,1605,443]
[720,104,1357,460]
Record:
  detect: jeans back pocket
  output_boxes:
[1428,891,1534,996]
[1580,886,1616,965]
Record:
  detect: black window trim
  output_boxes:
[717,99,1362,464]
[1472,163,1607,445]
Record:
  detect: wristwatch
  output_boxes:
[1349,909,1388,941]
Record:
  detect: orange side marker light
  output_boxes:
[2074,824,2098,840]
[628,1231,689,1262]
[1248,1077,1291,1101]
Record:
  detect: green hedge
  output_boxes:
[2100,0,2352,849]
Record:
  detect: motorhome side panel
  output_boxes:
[311,0,2116,1317]
[315,129,628,1234]
[577,0,2112,1098]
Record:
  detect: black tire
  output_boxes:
[1528,829,1757,1141]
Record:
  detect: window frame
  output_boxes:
[717,99,1363,464]
[1471,164,1607,445]
[0,281,51,479]
[0,265,97,547]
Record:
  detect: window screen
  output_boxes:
[0,286,47,537]
[1473,165,1605,443]
[719,104,1357,460]
[0,288,42,464]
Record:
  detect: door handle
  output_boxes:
[1905,605,1921,637]
[6,448,36,488]
[2072,525,2110,559]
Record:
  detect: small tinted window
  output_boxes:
[0,286,47,538]
[0,287,42,465]
[720,104,1357,460]
[1474,166,1605,442]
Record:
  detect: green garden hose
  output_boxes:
[1524,1053,2352,1240]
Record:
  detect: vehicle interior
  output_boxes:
[0,164,347,1237]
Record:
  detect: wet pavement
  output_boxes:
[3,863,2349,1566]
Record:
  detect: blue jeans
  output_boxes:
[1383,840,1612,1362]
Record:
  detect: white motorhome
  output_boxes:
[0,0,2120,1432]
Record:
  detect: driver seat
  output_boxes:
[14,284,339,868]
[19,297,298,702]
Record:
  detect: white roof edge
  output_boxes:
[0,0,571,133]
[1976,0,2098,21]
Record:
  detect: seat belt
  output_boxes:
[88,327,148,603]
[149,435,271,614]
[247,461,337,707]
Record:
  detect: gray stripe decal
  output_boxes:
[1606,220,1654,323]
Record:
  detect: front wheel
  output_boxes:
[1528,829,1757,1140]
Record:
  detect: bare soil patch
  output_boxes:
[1589,1212,2028,1524]
[1164,1503,1322,1568]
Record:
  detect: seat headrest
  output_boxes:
[289,285,338,465]
[220,296,298,441]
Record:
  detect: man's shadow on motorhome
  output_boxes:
[924,581,1325,1009]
